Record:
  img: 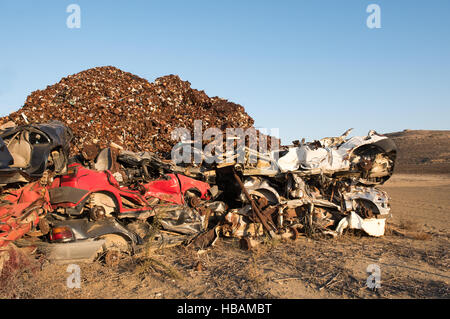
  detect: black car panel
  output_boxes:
[0,121,73,184]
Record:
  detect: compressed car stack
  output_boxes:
[0,67,397,266]
[211,128,397,248]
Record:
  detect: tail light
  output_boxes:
[49,226,74,242]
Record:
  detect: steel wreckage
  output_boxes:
[0,122,397,262]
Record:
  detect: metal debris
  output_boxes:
[211,129,397,240]
[0,67,399,266]
[0,67,263,157]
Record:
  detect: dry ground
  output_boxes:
[1,173,448,299]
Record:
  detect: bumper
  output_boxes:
[38,239,106,264]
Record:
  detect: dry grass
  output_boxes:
[133,255,183,280]
[0,214,447,299]
[399,219,421,231]
[389,219,433,241]
[408,232,432,241]
[0,246,42,298]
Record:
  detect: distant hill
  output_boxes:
[385,130,450,175]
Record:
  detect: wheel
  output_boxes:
[98,234,130,266]
[89,193,117,218]
[104,250,122,266]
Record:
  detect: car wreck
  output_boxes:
[210,129,396,246]
[0,122,397,265]
[0,121,73,186]
[38,160,221,263]
[0,181,51,248]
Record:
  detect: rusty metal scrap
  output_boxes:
[211,129,396,240]
[223,164,277,237]
[0,66,270,157]
[0,66,399,264]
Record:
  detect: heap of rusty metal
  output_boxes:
[0,66,268,157]
[205,128,397,249]
[0,67,398,266]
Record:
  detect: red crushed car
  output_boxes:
[0,182,51,247]
[1,163,214,262]
[47,163,212,221]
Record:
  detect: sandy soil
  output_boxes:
[1,174,449,299]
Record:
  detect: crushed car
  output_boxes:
[0,122,398,263]
[0,181,51,248]
[38,218,143,265]
[222,128,396,185]
[37,161,221,263]
[210,129,397,245]
[0,121,73,186]
[47,162,214,220]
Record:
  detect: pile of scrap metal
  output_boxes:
[209,129,397,248]
[0,121,397,265]
[0,121,71,251]
[0,121,223,265]
[75,146,211,185]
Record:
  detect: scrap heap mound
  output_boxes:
[1,66,261,156]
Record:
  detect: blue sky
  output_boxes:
[0,0,449,142]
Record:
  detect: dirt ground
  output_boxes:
[1,173,448,299]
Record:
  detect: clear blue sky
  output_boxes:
[0,0,449,142]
